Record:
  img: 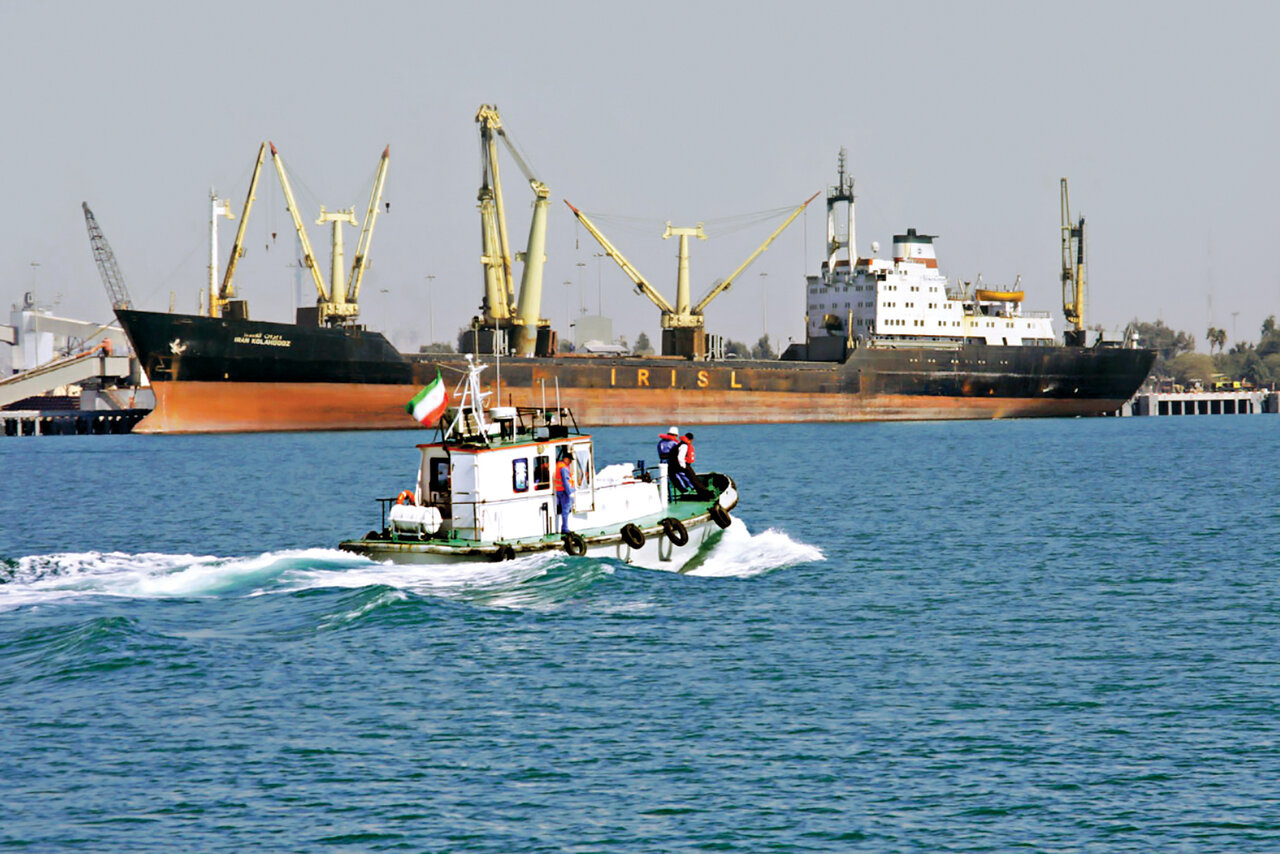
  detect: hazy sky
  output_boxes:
[4,1,1277,352]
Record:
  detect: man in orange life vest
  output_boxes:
[554,446,575,533]
[679,432,706,495]
[657,426,689,492]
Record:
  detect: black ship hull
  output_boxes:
[116,310,1155,433]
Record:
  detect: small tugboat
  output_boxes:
[338,357,738,569]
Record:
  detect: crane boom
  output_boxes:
[1060,178,1086,345]
[218,141,268,313]
[563,200,676,315]
[347,145,390,303]
[476,105,515,319]
[693,191,820,314]
[81,202,132,310]
[270,142,329,303]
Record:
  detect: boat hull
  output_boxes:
[340,515,725,572]
[117,309,1156,432]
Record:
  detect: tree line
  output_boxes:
[1135,316,1280,388]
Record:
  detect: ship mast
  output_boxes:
[826,147,856,280]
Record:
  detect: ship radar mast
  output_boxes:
[825,148,856,281]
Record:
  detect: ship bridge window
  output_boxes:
[513,458,530,493]
[534,455,550,490]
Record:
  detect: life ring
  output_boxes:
[491,543,515,562]
[709,503,731,529]
[395,490,416,506]
[660,517,689,546]
[563,531,587,556]
[620,523,646,549]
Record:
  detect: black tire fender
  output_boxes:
[709,503,731,529]
[620,523,646,549]
[660,517,689,546]
[491,544,516,562]
[563,531,587,556]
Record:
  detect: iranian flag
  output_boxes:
[406,371,448,426]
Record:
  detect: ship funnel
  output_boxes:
[892,228,938,268]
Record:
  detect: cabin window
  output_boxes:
[430,458,449,493]
[512,458,529,493]
[534,455,550,490]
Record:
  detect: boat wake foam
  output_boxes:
[679,518,824,578]
[1,521,820,610]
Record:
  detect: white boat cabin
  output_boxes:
[390,403,670,544]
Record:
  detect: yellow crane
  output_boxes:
[564,193,819,357]
[211,141,268,319]
[269,142,390,326]
[475,104,550,356]
[1060,178,1087,346]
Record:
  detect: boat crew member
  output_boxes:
[555,446,575,533]
[657,426,690,493]
[679,432,706,495]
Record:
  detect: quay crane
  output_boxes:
[473,104,552,356]
[270,142,390,326]
[564,192,819,358]
[1060,178,1087,346]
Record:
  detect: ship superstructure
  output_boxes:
[805,152,1054,349]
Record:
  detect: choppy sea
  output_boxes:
[1,417,1277,852]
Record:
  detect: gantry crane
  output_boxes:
[270,141,390,326]
[1060,178,1087,346]
[475,104,551,356]
[564,193,819,358]
[81,202,132,311]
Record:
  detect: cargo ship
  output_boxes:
[115,127,1154,433]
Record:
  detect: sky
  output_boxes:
[3,0,1277,353]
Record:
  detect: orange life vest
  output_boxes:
[554,458,574,492]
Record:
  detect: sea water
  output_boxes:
[1,418,1277,851]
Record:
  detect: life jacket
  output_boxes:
[554,458,574,492]
[680,437,695,465]
[656,433,680,466]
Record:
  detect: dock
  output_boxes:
[1120,389,1280,417]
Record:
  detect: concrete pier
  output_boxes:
[1,408,149,437]
[1120,390,1279,417]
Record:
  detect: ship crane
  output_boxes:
[211,141,268,319]
[269,142,390,326]
[81,202,132,310]
[564,193,819,358]
[1060,178,1087,346]
[475,104,551,357]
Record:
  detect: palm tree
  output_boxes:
[1206,326,1226,354]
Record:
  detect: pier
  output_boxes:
[1120,389,1280,417]
[1,408,148,437]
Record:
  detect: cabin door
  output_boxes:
[572,444,594,512]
